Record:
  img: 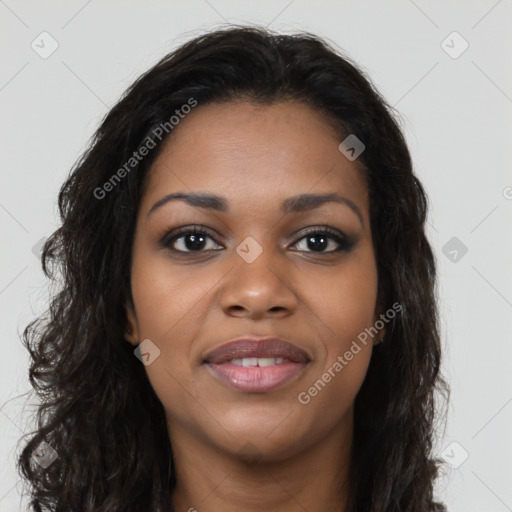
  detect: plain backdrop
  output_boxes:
[1,1,511,510]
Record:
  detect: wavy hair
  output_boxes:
[17,25,449,511]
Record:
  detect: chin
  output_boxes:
[209,409,312,461]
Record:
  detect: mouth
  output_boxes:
[203,337,310,393]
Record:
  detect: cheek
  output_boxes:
[129,259,214,426]
[130,249,216,341]
[298,251,378,404]
[296,305,375,430]
[129,249,221,397]
[306,248,379,345]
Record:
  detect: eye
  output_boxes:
[160,225,353,255]
[161,226,223,253]
[291,226,352,253]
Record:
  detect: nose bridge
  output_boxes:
[219,234,297,316]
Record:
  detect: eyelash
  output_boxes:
[159,225,353,256]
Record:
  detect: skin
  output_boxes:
[124,100,385,512]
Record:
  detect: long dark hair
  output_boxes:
[17,25,449,511]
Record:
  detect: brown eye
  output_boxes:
[292,227,353,253]
[161,227,223,253]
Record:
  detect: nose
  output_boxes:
[219,242,298,320]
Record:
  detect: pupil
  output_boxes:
[308,235,327,251]
[186,234,206,250]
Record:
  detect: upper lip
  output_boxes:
[204,337,310,364]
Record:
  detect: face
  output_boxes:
[125,100,384,462]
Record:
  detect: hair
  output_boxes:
[17,25,449,511]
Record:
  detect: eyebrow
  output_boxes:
[147,191,363,226]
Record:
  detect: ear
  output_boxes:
[124,301,139,346]
[373,324,386,346]
[372,306,387,346]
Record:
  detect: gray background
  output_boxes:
[1,1,511,510]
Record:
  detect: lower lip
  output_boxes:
[205,361,307,392]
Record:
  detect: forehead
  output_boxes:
[142,101,369,218]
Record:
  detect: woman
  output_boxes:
[18,25,449,511]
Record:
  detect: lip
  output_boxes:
[203,337,310,393]
[204,337,310,364]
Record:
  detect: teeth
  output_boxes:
[258,357,276,367]
[230,357,286,367]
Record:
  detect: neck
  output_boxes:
[168,417,353,512]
